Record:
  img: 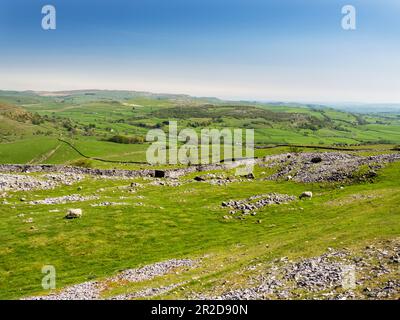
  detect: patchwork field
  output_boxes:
[0,90,399,300]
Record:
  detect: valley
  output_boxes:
[0,90,399,300]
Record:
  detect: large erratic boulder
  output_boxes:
[65,208,83,219]
[299,191,313,199]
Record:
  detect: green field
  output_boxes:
[0,90,399,300]
[1,90,400,166]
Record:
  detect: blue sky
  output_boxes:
[0,0,399,103]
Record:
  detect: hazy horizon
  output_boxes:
[1,0,400,104]
[2,87,400,107]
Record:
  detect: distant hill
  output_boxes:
[0,102,48,140]
[0,89,400,155]
[2,89,399,114]
[320,103,400,114]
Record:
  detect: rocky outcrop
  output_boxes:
[262,152,400,183]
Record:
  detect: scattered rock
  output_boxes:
[30,194,98,205]
[150,179,182,187]
[90,202,128,207]
[194,240,400,300]
[23,281,103,300]
[222,193,296,216]
[114,259,197,283]
[193,173,240,186]
[108,282,186,300]
[262,152,400,183]
[23,258,196,300]
[0,172,84,192]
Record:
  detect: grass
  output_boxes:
[0,90,399,299]
[2,90,400,148]
[0,161,399,299]
[0,137,60,164]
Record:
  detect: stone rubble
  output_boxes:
[23,281,103,300]
[108,282,186,300]
[0,159,255,180]
[23,258,197,300]
[194,240,400,300]
[29,194,99,205]
[2,152,399,191]
[90,202,129,207]
[149,179,182,187]
[262,152,400,183]
[222,193,297,216]
[113,259,197,283]
[194,173,246,186]
[0,173,83,192]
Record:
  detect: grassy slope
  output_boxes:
[0,161,399,299]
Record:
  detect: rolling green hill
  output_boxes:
[0,90,399,165]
